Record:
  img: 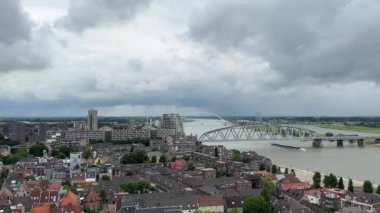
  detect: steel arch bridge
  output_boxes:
[198,124,319,142]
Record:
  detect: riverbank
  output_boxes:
[311,122,380,135]
[277,165,378,189]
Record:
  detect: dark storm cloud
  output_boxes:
[57,0,151,32]
[0,0,50,72]
[189,0,380,85]
[0,0,31,44]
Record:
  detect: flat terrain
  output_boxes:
[314,122,380,134]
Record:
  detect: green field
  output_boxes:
[315,123,380,134]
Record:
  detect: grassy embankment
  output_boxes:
[314,122,380,144]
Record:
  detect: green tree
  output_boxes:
[99,189,107,202]
[171,156,177,162]
[150,155,157,163]
[284,168,289,174]
[266,166,270,172]
[121,149,149,164]
[260,177,275,202]
[243,195,271,213]
[101,175,110,181]
[120,180,150,194]
[363,180,373,193]
[228,208,239,213]
[271,165,278,174]
[325,132,334,137]
[232,150,241,162]
[183,155,190,161]
[348,179,354,193]
[187,162,195,171]
[259,162,266,171]
[323,175,329,187]
[338,177,344,189]
[83,149,92,159]
[312,172,322,189]
[376,185,380,195]
[29,143,48,157]
[159,155,167,163]
[323,173,338,188]
[248,174,261,188]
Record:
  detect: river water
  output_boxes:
[184,119,380,184]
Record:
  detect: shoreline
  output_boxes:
[277,165,378,189]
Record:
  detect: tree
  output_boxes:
[99,189,107,202]
[183,155,190,161]
[187,162,195,171]
[291,169,296,176]
[120,180,150,194]
[171,156,177,162]
[338,177,344,189]
[29,143,48,157]
[325,132,334,137]
[260,177,275,202]
[159,155,167,164]
[150,155,157,163]
[266,166,270,172]
[284,168,289,174]
[232,150,241,162]
[376,185,380,195]
[101,175,110,181]
[324,173,338,188]
[363,180,373,193]
[259,162,266,171]
[121,149,148,164]
[83,149,92,159]
[348,179,354,193]
[248,174,261,188]
[271,164,278,174]
[312,172,322,189]
[228,208,239,213]
[329,173,338,188]
[243,195,271,213]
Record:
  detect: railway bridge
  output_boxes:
[198,124,380,147]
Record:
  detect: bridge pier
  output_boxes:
[375,139,380,144]
[357,139,365,147]
[313,139,323,148]
[337,140,343,147]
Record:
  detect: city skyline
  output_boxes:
[2,0,380,116]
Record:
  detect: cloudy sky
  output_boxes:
[1,0,380,117]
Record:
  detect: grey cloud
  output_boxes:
[188,0,380,85]
[57,0,151,32]
[0,0,50,72]
[0,0,31,44]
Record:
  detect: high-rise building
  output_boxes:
[87,109,98,130]
[161,114,185,137]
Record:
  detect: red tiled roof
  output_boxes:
[83,190,101,203]
[280,182,309,191]
[168,160,185,169]
[60,191,78,207]
[30,204,50,213]
[197,195,224,207]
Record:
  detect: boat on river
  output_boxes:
[270,143,306,151]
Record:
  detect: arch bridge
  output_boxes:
[199,124,319,142]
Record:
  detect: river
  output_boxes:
[184,119,380,184]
